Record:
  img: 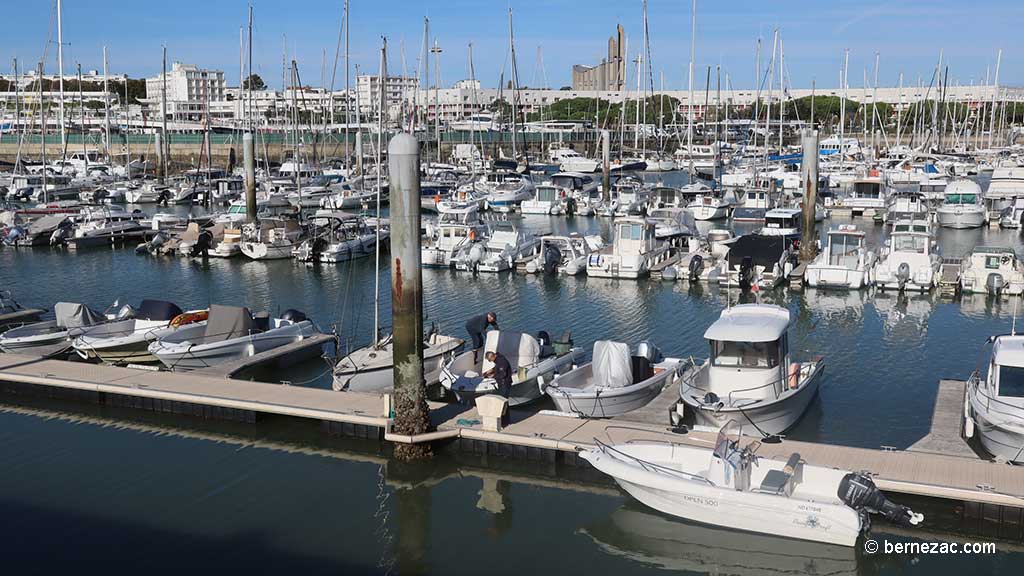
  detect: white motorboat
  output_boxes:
[421,205,489,268]
[439,330,583,407]
[959,247,1024,296]
[841,177,889,214]
[523,234,603,276]
[209,227,244,258]
[935,179,987,229]
[999,197,1024,229]
[454,222,539,273]
[520,183,564,215]
[0,302,107,356]
[805,225,875,290]
[544,341,683,418]
[239,216,306,260]
[609,177,651,217]
[586,217,670,279]
[874,219,940,292]
[688,194,730,220]
[478,172,535,213]
[731,188,777,222]
[547,172,599,206]
[0,292,46,332]
[72,206,144,242]
[884,190,929,225]
[646,207,697,240]
[966,334,1024,463]
[985,166,1024,217]
[757,208,802,238]
[332,330,466,392]
[149,305,318,371]
[548,146,599,173]
[677,304,823,435]
[580,422,923,547]
[293,212,375,264]
[73,301,206,364]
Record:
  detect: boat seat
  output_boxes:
[755,453,803,497]
[631,356,654,382]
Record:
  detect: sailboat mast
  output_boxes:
[57,0,67,157]
[103,47,111,159]
[989,48,1002,150]
[508,8,517,161]
[39,61,48,201]
[373,37,387,345]
[687,0,696,175]
[840,49,848,171]
[77,63,87,171]
[161,45,168,183]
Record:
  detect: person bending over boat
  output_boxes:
[483,350,513,398]
[465,311,498,350]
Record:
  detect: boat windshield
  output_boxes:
[828,234,862,266]
[998,365,1024,398]
[712,340,779,369]
[892,234,927,254]
[619,223,647,241]
[945,193,977,204]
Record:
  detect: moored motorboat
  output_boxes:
[0,302,107,357]
[965,333,1024,463]
[332,330,465,393]
[72,300,205,364]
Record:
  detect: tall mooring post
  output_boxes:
[243,132,257,222]
[601,129,611,203]
[389,133,431,460]
[800,129,820,262]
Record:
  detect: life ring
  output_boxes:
[434,194,440,204]
[170,310,209,328]
[788,363,801,389]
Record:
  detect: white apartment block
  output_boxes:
[356,74,419,117]
[143,63,226,122]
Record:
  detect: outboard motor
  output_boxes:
[50,226,70,246]
[93,189,110,203]
[838,472,924,529]
[157,188,171,206]
[252,311,271,332]
[987,272,1005,296]
[309,237,329,262]
[280,309,307,323]
[896,262,911,290]
[738,256,755,291]
[190,229,214,258]
[542,244,562,275]
[564,196,576,217]
[115,304,137,320]
[536,330,551,348]
[688,254,705,281]
[635,341,663,364]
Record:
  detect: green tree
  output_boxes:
[243,74,266,91]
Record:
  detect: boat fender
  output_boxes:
[964,390,975,439]
[789,363,801,389]
[837,472,924,528]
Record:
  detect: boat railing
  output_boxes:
[683,359,821,408]
[593,438,715,486]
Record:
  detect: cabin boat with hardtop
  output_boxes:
[587,217,670,279]
[874,219,940,292]
[677,304,824,435]
[959,247,1024,296]
[842,177,889,213]
[936,179,987,229]
[966,334,1024,463]
[804,225,875,290]
[421,205,489,268]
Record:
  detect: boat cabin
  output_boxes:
[825,225,866,268]
[988,336,1024,405]
[888,220,933,254]
[849,179,886,207]
[704,304,793,401]
[760,208,802,237]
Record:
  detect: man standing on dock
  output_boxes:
[483,350,513,399]
[465,311,499,353]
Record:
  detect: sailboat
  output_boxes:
[332,39,465,394]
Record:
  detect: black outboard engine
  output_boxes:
[987,272,1005,296]
[536,330,551,348]
[310,237,330,262]
[94,189,109,203]
[738,256,754,291]
[157,188,171,206]
[838,472,924,529]
[190,229,214,257]
[688,254,705,281]
[543,244,562,275]
[280,309,307,323]
[564,197,576,217]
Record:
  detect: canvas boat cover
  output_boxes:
[0,211,22,227]
[592,340,633,389]
[482,331,541,373]
[27,214,69,234]
[203,305,254,343]
[179,223,201,243]
[137,300,184,321]
[54,302,106,329]
[726,235,788,268]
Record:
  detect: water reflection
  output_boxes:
[580,502,858,575]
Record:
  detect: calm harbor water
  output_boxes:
[1,171,1023,573]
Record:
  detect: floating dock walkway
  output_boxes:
[0,352,1021,531]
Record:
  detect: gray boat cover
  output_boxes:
[203,305,253,342]
[54,302,106,329]
[0,211,22,227]
[27,214,70,234]
[592,341,633,389]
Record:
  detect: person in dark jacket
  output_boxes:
[465,311,498,350]
[483,351,513,398]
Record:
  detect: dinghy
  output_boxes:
[580,421,923,546]
[544,341,683,417]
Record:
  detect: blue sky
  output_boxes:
[4,0,1021,90]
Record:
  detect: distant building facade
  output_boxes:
[143,63,226,122]
[571,24,626,91]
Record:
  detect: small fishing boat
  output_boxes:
[714,234,796,290]
[520,183,564,215]
[148,305,318,371]
[72,300,205,364]
[580,421,923,546]
[332,329,465,393]
[421,205,489,268]
[731,187,776,222]
[586,217,670,279]
[440,330,583,406]
[239,217,306,260]
[0,302,107,356]
[688,194,730,221]
[544,341,683,417]
[804,225,876,290]
[646,207,697,240]
[959,247,1024,297]
[966,334,1024,463]
[292,212,376,264]
[677,304,824,435]
[522,234,602,276]
[0,292,46,333]
[454,222,539,273]
[874,219,940,292]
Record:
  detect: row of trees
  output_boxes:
[0,77,148,104]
